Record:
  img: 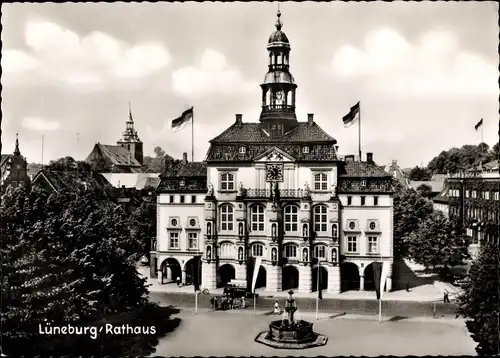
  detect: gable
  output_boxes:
[254,146,295,163]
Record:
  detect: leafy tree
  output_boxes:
[392,186,434,258]
[142,146,180,173]
[88,156,113,173]
[130,200,157,265]
[426,143,496,174]
[416,183,433,198]
[457,242,500,356]
[407,211,470,270]
[491,141,499,158]
[1,183,148,354]
[27,162,43,177]
[408,166,432,181]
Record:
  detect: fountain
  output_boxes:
[255,290,328,349]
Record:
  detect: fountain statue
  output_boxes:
[255,290,328,349]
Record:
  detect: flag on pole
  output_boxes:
[318,261,323,300]
[171,107,194,132]
[474,118,483,131]
[372,261,390,300]
[251,257,262,293]
[193,255,201,292]
[342,102,360,127]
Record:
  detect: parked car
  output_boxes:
[223,285,259,299]
[454,277,470,288]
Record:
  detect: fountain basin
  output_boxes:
[268,319,314,343]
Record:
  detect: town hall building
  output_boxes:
[153,11,395,294]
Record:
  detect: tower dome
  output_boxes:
[267,10,290,49]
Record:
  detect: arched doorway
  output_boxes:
[184,257,202,287]
[160,258,181,284]
[255,266,267,289]
[340,262,360,292]
[282,265,299,290]
[364,263,375,291]
[312,266,328,292]
[217,264,235,288]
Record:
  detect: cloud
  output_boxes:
[330,28,498,98]
[3,20,171,89]
[171,49,258,97]
[22,117,60,132]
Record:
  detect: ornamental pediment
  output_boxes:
[254,147,295,163]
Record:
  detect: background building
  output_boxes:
[154,153,207,287]
[85,107,144,173]
[200,11,394,294]
[1,134,31,191]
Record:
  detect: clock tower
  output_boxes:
[259,10,298,138]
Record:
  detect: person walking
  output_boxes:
[406,282,411,292]
[273,300,280,315]
[443,290,450,303]
[241,296,246,309]
[176,276,181,287]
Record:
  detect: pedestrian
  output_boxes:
[273,300,280,315]
[210,297,214,310]
[443,290,450,303]
[176,276,181,287]
[241,296,246,309]
[432,302,437,319]
[406,282,411,292]
[229,296,234,310]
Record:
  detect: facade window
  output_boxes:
[252,243,264,257]
[373,196,379,206]
[180,195,185,203]
[302,146,310,154]
[347,236,357,253]
[495,192,499,200]
[251,205,265,231]
[313,205,328,232]
[220,173,235,191]
[169,195,174,203]
[360,196,366,206]
[188,232,198,249]
[219,242,235,257]
[220,204,234,231]
[284,205,299,232]
[314,173,328,191]
[180,180,185,187]
[369,222,376,230]
[284,244,297,258]
[169,232,179,249]
[367,236,378,254]
[361,180,367,187]
[191,195,196,203]
[347,196,352,205]
[239,146,246,154]
[465,190,469,198]
[313,245,326,259]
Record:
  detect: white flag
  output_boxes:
[251,257,262,293]
[380,261,390,300]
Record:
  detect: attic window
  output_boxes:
[239,147,246,154]
[302,146,310,154]
[361,180,367,187]
[180,180,185,187]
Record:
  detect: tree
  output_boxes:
[1,184,148,354]
[392,186,434,258]
[457,242,500,356]
[407,211,470,270]
[130,200,157,265]
[416,183,433,198]
[141,146,180,173]
[408,166,432,181]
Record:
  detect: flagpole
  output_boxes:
[378,298,382,324]
[41,135,45,168]
[316,261,320,320]
[253,290,256,315]
[195,290,198,313]
[358,102,362,161]
[191,107,194,162]
[481,122,484,144]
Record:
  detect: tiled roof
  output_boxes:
[97,144,142,167]
[162,162,207,178]
[32,170,111,192]
[144,177,161,189]
[409,180,445,193]
[433,195,449,204]
[209,122,335,143]
[339,161,392,178]
[101,173,161,189]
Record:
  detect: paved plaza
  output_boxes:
[151,307,476,357]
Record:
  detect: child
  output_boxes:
[273,300,280,315]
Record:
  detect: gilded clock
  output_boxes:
[266,164,284,182]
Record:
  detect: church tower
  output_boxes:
[259,10,299,138]
[117,103,144,165]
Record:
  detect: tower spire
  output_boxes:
[128,101,133,122]
[14,133,20,155]
[275,7,283,31]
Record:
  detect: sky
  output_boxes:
[2,1,499,168]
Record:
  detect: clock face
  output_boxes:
[266,164,284,182]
